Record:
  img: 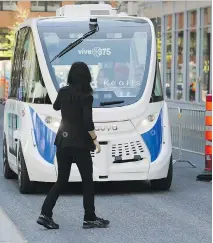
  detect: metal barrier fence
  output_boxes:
[168,107,205,166]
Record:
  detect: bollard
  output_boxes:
[197,94,212,181]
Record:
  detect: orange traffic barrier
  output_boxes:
[197,94,212,181]
[205,116,212,126]
[4,81,9,100]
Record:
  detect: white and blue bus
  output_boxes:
[3,4,173,193]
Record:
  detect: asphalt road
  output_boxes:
[0,104,211,243]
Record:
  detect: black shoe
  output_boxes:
[37,214,59,229]
[83,217,110,229]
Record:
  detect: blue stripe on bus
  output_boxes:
[141,110,163,162]
[29,107,56,164]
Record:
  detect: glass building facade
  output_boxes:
[123,0,212,107]
[161,4,211,105]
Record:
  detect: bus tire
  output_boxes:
[3,135,16,179]
[150,156,173,191]
[17,144,34,194]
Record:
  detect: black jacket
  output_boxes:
[53,86,95,151]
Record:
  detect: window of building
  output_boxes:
[31,1,45,11]
[189,10,197,28]
[31,1,61,12]
[203,7,211,26]
[0,1,17,11]
[0,28,9,35]
[161,6,212,104]
[164,15,172,99]
[200,7,211,103]
[0,28,9,45]
[20,29,50,104]
[177,12,184,29]
[47,1,61,12]
[175,12,184,101]
[187,10,197,102]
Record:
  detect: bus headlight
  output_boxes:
[45,116,52,124]
[141,115,155,127]
[148,115,155,122]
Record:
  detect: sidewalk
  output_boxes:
[0,206,27,243]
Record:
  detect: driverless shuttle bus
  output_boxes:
[3,4,173,193]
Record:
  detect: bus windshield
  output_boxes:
[38,18,152,107]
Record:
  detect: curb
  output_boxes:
[0,206,27,243]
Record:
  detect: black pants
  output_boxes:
[41,147,96,221]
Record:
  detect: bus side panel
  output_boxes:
[131,101,172,180]
[147,101,172,180]
[17,103,57,182]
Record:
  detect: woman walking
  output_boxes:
[37,62,109,229]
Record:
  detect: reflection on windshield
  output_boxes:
[93,64,141,97]
[52,63,143,97]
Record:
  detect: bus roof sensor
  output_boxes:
[89,18,98,30]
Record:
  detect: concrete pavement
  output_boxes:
[0,104,211,243]
[0,104,26,243]
[0,206,27,243]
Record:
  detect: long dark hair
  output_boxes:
[67,62,93,96]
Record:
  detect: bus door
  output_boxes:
[7,111,18,167]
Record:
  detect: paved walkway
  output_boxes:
[0,206,27,243]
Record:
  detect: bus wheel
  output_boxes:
[17,144,34,194]
[3,135,16,179]
[150,156,173,191]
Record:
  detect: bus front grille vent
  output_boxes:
[90,141,144,159]
[112,141,144,158]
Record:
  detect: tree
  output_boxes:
[0,6,29,58]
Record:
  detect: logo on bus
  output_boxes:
[95,125,117,132]
[78,47,111,58]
